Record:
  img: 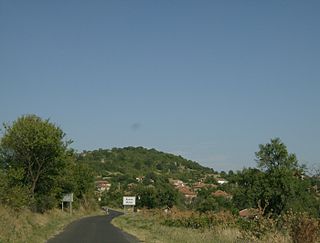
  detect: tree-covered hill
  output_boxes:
[76,146,214,183]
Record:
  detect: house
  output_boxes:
[136,176,145,182]
[178,186,197,202]
[192,182,206,191]
[216,178,228,185]
[239,208,260,219]
[127,183,137,190]
[212,190,232,199]
[169,179,185,188]
[95,180,111,192]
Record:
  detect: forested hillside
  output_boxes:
[76,147,215,182]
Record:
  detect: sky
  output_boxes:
[0,0,319,171]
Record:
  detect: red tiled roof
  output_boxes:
[212,190,229,197]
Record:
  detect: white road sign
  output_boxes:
[123,196,136,206]
[62,193,73,202]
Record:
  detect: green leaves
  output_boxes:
[234,138,318,217]
[0,114,70,211]
[255,138,299,172]
[76,147,214,183]
[0,168,30,209]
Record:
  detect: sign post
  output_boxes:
[62,193,73,214]
[123,196,136,213]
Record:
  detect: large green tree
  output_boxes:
[234,138,318,216]
[255,137,300,172]
[0,115,70,210]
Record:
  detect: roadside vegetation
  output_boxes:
[0,205,99,243]
[113,208,319,243]
[112,209,241,243]
[0,115,99,242]
[111,138,320,242]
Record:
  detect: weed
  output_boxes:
[289,212,319,243]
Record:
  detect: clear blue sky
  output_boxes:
[1,0,319,171]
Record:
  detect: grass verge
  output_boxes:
[0,205,101,243]
[111,209,310,243]
[112,210,242,243]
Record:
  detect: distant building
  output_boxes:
[239,208,260,219]
[212,190,232,199]
[127,183,137,190]
[192,182,207,191]
[136,176,145,182]
[95,180,111,192]
[216,178,228,185]
[169,179,185,188]
[178,186,197,202]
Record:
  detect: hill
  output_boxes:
[76,146,215,183]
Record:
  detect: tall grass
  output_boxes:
[0,205,100,243]
[112,208,320,243]
[112,209,241,243]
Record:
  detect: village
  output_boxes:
[94,174,233,207]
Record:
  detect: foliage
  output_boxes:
[56,154,97,210]
[112,209,242,243]
[0,167,30,208]
[189,188,235,213]
[237,214,278,240]
[79,146,215,210]
[163,210,236,229]
[100,183,123,208]
[134,179,179,209]
[233,138,318,216]
[161,208,319,242]
[0,204,99,243]
[76,146,214,182]
[232,168,266,210]
[190,188,218,213]
[288,212,319,243]
[71,162,96,200]
[256,138,300,172]
[100,173,181,209]
[0,115,96,212]
[0,115,70,211]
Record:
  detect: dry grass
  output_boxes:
[111,209,301,243]
[0,205,101,243]
[289,212,320,243]
[112,210,241,243]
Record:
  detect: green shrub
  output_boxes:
[162,211,236,229]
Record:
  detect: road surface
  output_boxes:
[47,210,139,243]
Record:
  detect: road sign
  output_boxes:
[123,196,136,206]
[61,193,74,214]
[62,193,73,202]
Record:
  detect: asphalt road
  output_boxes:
[47,210,139,243]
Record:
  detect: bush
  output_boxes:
[237,216,277,240]
[289,213,319,243]
[0,168,30,209]
[162,210,236,229]
[237,210,320,242]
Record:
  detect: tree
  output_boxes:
[233,168,265,210]
[0,167,29,208]
[71,162,97,210]
[191,188,217,213]
[0,115,70,211]
[255,138,300,172]
[234,138,318,216]
[100,183,123,208]
[136,186,157,209]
